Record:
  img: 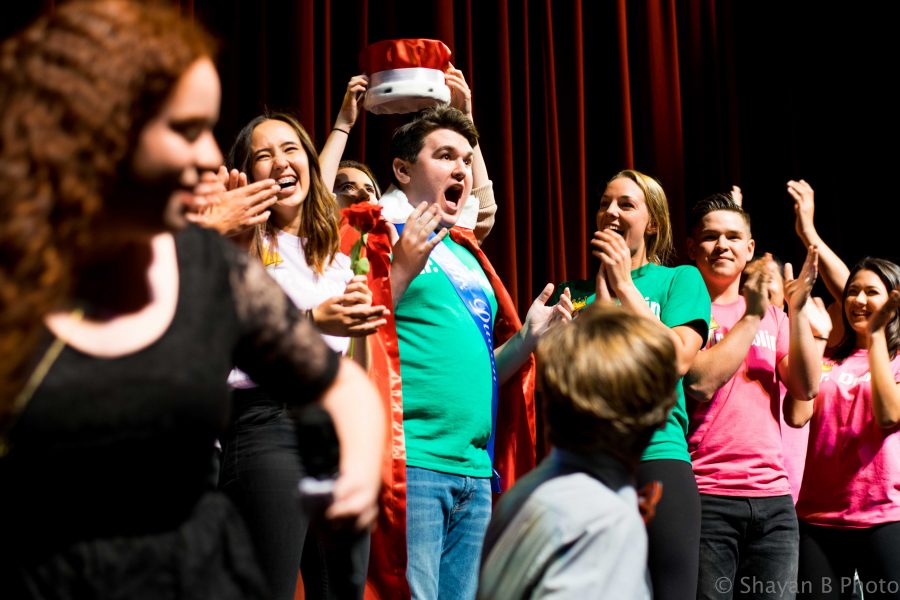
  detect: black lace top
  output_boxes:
[0,225,338,599]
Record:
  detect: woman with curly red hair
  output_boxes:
[0,2,383,597]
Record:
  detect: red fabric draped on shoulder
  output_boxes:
[448,227,537,492]
[339,218,410,600]
[339,220,537,599]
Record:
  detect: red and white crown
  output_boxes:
[359,39,452,115]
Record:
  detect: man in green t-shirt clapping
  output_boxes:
[385,105,572,599]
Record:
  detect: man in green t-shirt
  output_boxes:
[386,105,572,599]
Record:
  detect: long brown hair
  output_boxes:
[832,258,900,363]
[0,1,213,407]
[227,113,339,273]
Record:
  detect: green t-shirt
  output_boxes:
[555,263,711,463]
[395,236,498,477]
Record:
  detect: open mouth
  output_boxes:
[443,184,464,209]
[277,176,298,193]
[603,224,624,237]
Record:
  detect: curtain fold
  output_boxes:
[190,0,727,311]
[7,1,896,294]
[4,0,881,310]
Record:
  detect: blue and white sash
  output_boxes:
[395,224,501,492]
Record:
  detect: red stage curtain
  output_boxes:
[5,1,898,310]
[189,0,736,311]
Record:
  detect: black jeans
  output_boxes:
[698,494,799,599]
[637,459,702,600]
[798,520,900,600]
[219,388,369,600]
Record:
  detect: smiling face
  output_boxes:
[596,176,657,265]
[844,269,889,337]
[688,209,755,286]
[129,57,223,232]
[249,119,311,224]
[334,167,378,208]
[393,128,473,226]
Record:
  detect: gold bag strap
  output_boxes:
[0,309,83,457]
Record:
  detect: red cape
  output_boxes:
[447,227,537,491]
[340,222,537,600]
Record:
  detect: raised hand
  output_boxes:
[334,74,368,133]
[595,266,612,302]
[783,245,819,314]
[390,203,447,295]
[730,185,743,208]
[188,174,280,237]
[742,257,772,317]
[591,229,634,295]
[223,166,248,191]
[787,179,817,245]
[804,296,833,340]
[445,63,472,116]
[185,169,225,214]
[524,284,573,343]
[868,290,900,337]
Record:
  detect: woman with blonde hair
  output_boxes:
[554,169,711,599]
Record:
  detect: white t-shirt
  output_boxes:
[229,231,353,388]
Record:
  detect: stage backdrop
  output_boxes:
[6,1,896,311]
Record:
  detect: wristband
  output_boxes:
[814,335,828,341]
[332,127,350,135]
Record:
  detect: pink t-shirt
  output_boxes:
[780,377,809,503]
[796,350,900,528]
[688,299,791,496]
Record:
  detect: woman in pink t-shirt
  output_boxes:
[787,258,900,599]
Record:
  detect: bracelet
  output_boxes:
[332,127,350,135]
[814,335,828,341]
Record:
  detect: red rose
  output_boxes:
[341,202,383,233]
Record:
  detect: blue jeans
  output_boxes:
[698,494,799,600]
[406,466,492,600]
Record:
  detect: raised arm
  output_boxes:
[319,75,368,191]
[187,166,279,247]
[868,290,900,428]
[684,261,770,402]
[389,203,447,306]
[787,179,849,302]
[445,65,496,244]
[593,230,705,376]
[784,294,832,429]
[494,284,573,384]
[777,247,826,403]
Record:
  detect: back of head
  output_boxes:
[609,169,673,265]
[689,193,751,236]
[389,104,478,187]
[0,0,213,403]
[537,304,678,466]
